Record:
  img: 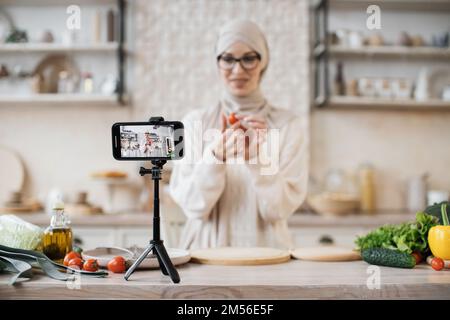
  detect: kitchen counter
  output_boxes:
[10,211,416,228]
[1,260,449,299]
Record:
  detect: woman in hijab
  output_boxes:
[169,20,308,250]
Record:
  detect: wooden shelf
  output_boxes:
[318,96,450,110]
[329,45,450,59]
[0,43,119,53]
[0,94,124,106]
[329,0,450,11]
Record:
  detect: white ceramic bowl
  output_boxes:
[308,192,360,217]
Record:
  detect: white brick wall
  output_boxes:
[133,0,310,120]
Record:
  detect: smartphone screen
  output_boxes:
[112,121,184,160]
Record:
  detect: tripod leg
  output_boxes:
[124,244,154,281]
[154,247,169,275]
[154,243,180,283]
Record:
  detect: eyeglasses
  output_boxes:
[217,53,261,71]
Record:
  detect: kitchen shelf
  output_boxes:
[318,96,450,110]
[312,0,450,110]
[0,0,128,105]
[329,45,450,60]
[0,43,119,53]
[0,94,125,106]
[329,0,450,11]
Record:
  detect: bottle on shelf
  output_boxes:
[407,173,428,213]
[42,201,73,263]
[107,9,116,42]
[334,61,346,96]
[57,71,68,93]
[93,10,102,44]
[359,163,376,214]
[81,72,94,94]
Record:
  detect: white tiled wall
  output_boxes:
[132,0,311,120]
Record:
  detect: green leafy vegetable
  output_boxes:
[0,244,108,285]
[73,246,83,255]
[0,260,6,272]
[441,203,449,226]
[0,256,33,285]
[0,215,43,250]
[425,201,450,224]
[355,212,438,254]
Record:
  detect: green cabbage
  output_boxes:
[0,215,43,250]
[355,212,438,254]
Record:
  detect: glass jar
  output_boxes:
[42,201,73,263]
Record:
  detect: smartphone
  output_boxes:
[112,121,184,160]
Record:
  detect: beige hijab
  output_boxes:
[201,20,293,131]
[215,20,271,119]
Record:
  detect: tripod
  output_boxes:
[124,159,180,283]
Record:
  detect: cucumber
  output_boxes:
[362,248,416,269]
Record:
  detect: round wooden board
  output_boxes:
[0,146,25,204]
[290,246,361,262]
[190,247,291,266]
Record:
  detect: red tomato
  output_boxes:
[228,112,238,125]
[63,251,81,266]
[83,259,99,272]
[68,257,83,270]
[107,256,127,273]
[411,252,422,264]
[431,257,444,271]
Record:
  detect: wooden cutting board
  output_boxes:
[290,246,361,262]
[190,247,291,266]
[0,146,25,204]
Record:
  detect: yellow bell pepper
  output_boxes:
[428,226,450,260]
[428,203,450,260]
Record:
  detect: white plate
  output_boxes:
[82,246,191,269]
[128,247,191,269]
[0,146,25,204]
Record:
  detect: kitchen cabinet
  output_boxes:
[72,226,153,249]
[116,227,153,248]
[72,225,181,249]
[74,225,375,250]
[72,227,117,249]
[291,226,370,247]
[15,211,413,249]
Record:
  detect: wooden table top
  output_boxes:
[1,260,449,299]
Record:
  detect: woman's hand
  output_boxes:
[211,113,268,162]
[211,113,242,162]
[236,114,267,131]
[235,114,268,161]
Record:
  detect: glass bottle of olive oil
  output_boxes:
[42,201,73,263]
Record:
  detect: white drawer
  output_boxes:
[72,227,116,249]
[116,227,153,248]
[290,227,370,247]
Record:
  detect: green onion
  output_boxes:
[441,203,449,226]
